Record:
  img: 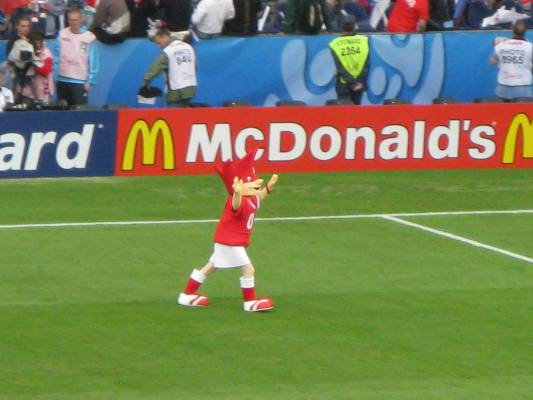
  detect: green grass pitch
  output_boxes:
[0,169,532,399]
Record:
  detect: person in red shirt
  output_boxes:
[178,150,279,312]
[387,0,429,33]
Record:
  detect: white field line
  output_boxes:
[382,215,533,264]
[0,209,532,230]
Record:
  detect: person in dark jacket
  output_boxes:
[158,0,191,32]
[126,0,157,37]
[224,0,261,35]
[427,0,451,30]
[283,0,332,34]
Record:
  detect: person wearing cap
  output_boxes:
[143,28,197,107]
[329,14,370,105]
[490,20,533,101]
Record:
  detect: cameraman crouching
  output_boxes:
[7,16,43,104]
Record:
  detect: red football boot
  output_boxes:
[177,293,209,307]
[243,296,274,312]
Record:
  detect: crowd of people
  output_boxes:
[0,0,532,111]
[1,7,98,109]
[1,0,532,41]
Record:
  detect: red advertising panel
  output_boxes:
[115,104,533,176]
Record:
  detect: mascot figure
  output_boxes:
[178,150,278,312]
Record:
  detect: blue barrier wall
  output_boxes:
[1,31,531,107]
[0,110,117,178]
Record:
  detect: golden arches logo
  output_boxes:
[122,119,175,171]
[503,113,533,164]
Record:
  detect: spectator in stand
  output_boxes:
[47,0,68,36]
[92,0,131,43]
[341,0,372,30]
[0,9,8,39]
[24,31,55,101]
[10,0,48,35]
[223,0,261,35]
[459,0,525,29]
[343,0,369,23]
[126,0,157,37]
[157,0,192,33]
[0,64,15,111]
[387,0,429,32]
[191,0,235,39]
[427,0,451,30]
[55,7,99,106]
[283,0,333,34]
[2,1,32,20]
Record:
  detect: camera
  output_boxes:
[20,50,32,62]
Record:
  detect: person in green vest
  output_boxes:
[328,15,370,105]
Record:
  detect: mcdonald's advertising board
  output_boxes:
[0,110,117,178]
[115,104,533,177]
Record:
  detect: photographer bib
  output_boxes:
[495,39,533,86]
[164,41,197,91]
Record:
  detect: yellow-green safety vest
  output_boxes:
[329,35,369,83]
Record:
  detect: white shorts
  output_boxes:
[208,243,251,269]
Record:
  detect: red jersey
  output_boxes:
[387,0,429,33]
[214,195,260,247]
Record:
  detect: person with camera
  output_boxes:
[7,15,44,103]
[20,31,55,102]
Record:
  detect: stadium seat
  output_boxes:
[432,97,461,104]
[325,99,353,105]
[70,104,101,111]
[275,100,306,106]
[474,97,504,103]
[223,100,252,107]
[383,98,412,105]
[512,97,533,103]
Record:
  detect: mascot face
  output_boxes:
[215,150,264,196]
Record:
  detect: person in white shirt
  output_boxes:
[0,66,15,112]
[490,20,533,101]
[191,0,235,39]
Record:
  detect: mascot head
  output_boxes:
[215,150,264,196]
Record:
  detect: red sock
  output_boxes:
[242,287,256,301]
[240,276,256,301]
[184,278,201,295]
[183,269,205,294]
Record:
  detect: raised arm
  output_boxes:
[232,177,243,210]
[259,174,278,201]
